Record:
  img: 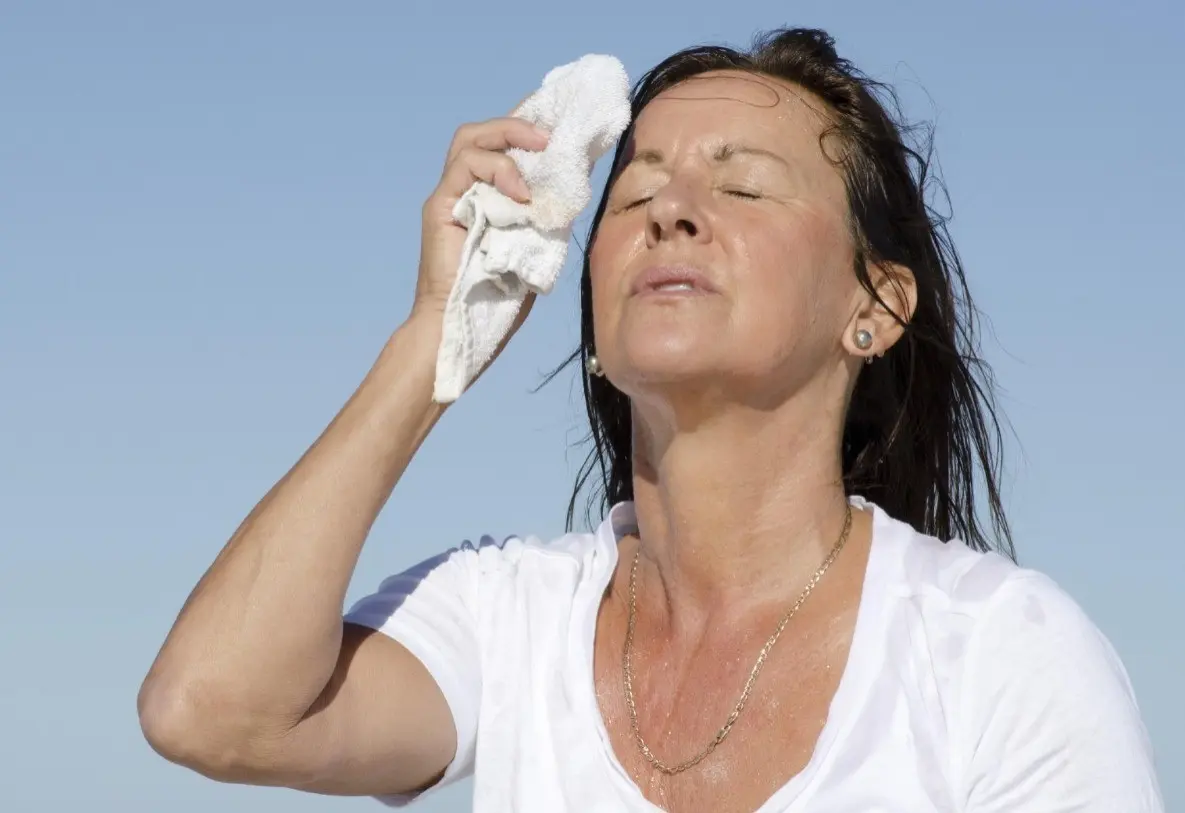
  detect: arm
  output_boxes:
[957,572,1164,812]
[138,318,458,795]
[137,115,549,798]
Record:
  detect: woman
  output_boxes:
[138,28,1164,812]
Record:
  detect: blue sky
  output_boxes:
[1,1,1181,810]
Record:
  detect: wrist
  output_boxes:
[392,307,445,357]
[352,313,447,423]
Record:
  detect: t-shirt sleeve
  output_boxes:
[343,543,484,807]
[956,571,1164,812]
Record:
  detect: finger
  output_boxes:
[440,147,530,202]
[446,117,549,162]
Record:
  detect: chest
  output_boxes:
[591,595,859,813]
[467,545,965,813]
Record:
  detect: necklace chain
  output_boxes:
[622,504,854,776]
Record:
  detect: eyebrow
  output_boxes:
[622,143,790,170]
[713,143,789,167]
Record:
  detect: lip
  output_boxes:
[629,265,720,297]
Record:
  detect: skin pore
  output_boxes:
[587,71,916,811]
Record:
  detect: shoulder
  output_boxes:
[464,500,635,575]
[868,499,1086,633]
[864,501,1161,809]
[351,504,630,611]
[868,500,1130,686]
[448,519,614,580]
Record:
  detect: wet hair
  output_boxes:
[558,27,1014,558]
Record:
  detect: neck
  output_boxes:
[629,390,856,617]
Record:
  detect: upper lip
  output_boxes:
[629,265,719,295]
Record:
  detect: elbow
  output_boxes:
[137,676,266,782]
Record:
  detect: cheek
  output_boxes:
[587,234,613,321]
[588,219,640,306]
[587,229,612,289]
[586,226,621,346]
[734,209,853,337]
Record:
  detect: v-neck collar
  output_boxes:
[575,497,895,812]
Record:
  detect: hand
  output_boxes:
[411,114,550,323]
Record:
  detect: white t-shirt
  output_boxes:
[344,498,1164,811]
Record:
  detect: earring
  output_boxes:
[585,353,605,378]
[854,328,873,350]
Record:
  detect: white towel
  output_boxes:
[433,54,632,403]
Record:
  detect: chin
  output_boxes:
[612,332,720,388]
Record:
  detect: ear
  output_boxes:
[842,261,917,361]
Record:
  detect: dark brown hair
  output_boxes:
[559,27,1013,558]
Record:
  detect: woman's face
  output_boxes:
[589,70,863,408]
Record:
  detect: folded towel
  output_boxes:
[433,54,632,403]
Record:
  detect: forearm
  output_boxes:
[140,314,446,745]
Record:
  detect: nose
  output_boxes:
[645,180,713,248]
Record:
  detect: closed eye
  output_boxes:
[724,188,762,200]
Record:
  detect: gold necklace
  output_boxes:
[622,504,853,776]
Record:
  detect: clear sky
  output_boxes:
[2,1,1181,810]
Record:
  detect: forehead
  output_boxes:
[629,70,831,152]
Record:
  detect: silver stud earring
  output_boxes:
[585,353,604,378]
[854,328,873,350]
